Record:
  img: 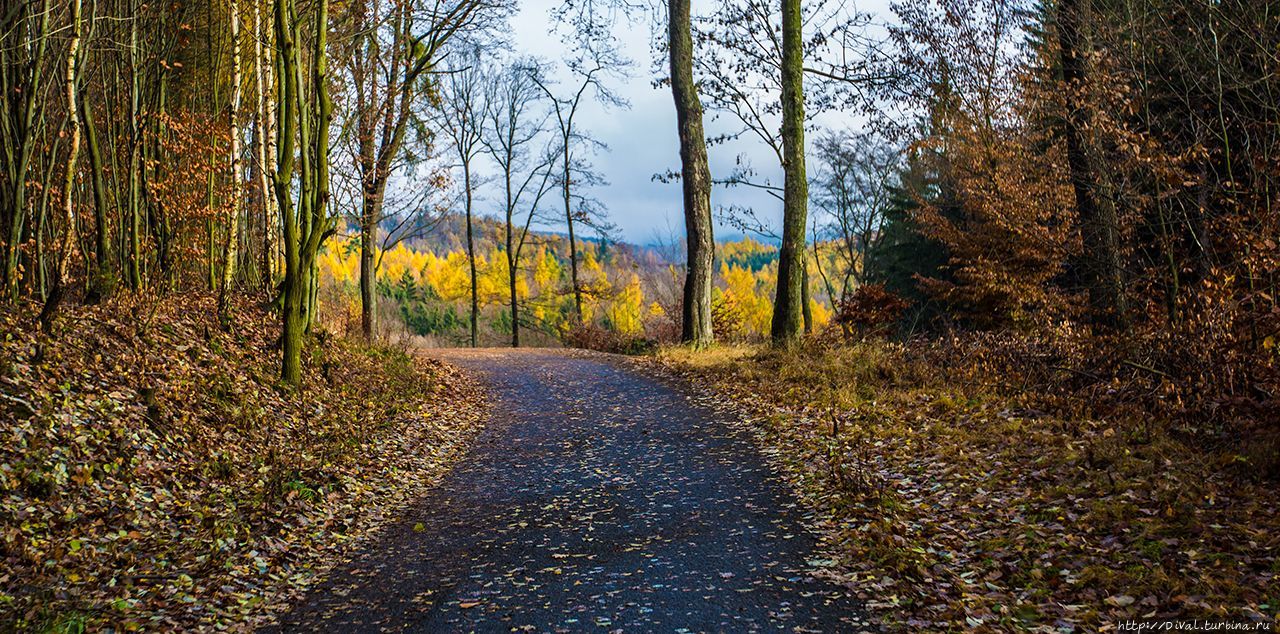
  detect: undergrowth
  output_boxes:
[0,292,486,631]
[657,338,1278,632]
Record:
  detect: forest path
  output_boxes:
[271,348,868,633]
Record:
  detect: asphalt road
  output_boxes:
[269,348,868,633]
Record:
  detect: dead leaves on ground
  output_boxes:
[653,343,1278,632]
[0,293,486,631]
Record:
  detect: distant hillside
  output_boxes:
[319,216,803,345]
[386,215,778,271]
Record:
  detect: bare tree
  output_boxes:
[335,0,508,340]
[810,129,900,304]
[436,48,489,346]
[527,46,627,324]
[553,0,723,346]
[481,60,556,347]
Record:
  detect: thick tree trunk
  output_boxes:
[275,0,302,385]
[668,0,714,347]
[1058,0,1126,328]
[275,0,332,384]
[281,274,304,383]
[305,0,333,338]
[771,0,809,345]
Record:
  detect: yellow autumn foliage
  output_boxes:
[316,234,831,341]
[607,274,645,336]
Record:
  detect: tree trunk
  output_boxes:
[256,0,277,288]
[275,0,332,384]
[1,0,51,301]
[126,4,142,291]
[206,14,222,292]
[465,162,478,347]
[32,168,47,299]
[149,76,173,286]
[668,0,714,347]
[359,191,376,338]
[275,0,302,385]
[801,258,812,334]
[1058,0,1126,328]
[81,92,111,300]
[220,0,243,319]
[563,148,583,322]
[507,201,520,348]
[39,0,81,328]
[33,138,59,300]
[771,0,809,345]
[304,0,333,337]
[56,0,84,290]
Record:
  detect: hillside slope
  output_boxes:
[0,294,486,631]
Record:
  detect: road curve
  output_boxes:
[269,348,868,633]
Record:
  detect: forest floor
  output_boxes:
[271,348,871,633]
[0,294,486,632]
[654,343,1279,632]
[7,315,1275,633]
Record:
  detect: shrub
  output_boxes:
[563,323,656,355]
[832,284,910,340]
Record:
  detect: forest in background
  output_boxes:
[314,223,838,348]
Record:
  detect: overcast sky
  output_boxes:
[461,0,894,245]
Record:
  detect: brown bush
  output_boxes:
[832,284,910,340]
[563,323,656,355]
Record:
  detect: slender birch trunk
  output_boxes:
[253,0,275,288]
[58,0,84,285]
[38,0,83,329]
[220,0,243,319]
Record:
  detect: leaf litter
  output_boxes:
[0,293,487,631]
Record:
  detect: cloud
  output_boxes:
[461,0,889,244]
